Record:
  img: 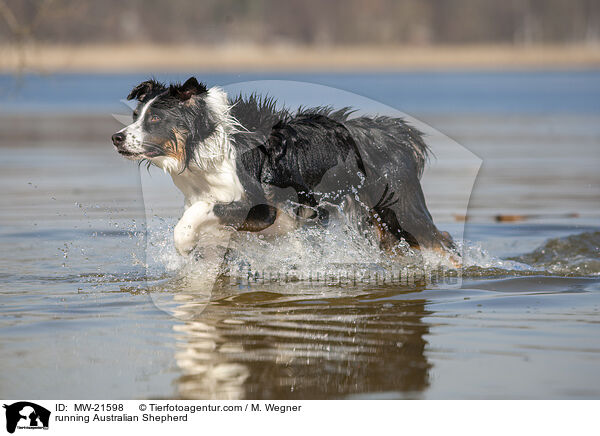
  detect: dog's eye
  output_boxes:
[150,114,161,122]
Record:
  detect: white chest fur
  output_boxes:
[170,159,244,208]
[150,86,245,208]
[170,160,244,255]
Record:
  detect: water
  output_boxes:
[0,72,599,399]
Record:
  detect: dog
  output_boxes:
[111,77,456,262]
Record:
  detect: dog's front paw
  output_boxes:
[174,201,235,256]
[174,221,199,256]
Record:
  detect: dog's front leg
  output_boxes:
[174,201,232,256]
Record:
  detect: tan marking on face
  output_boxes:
[163,128,188,164]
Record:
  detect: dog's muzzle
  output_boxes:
[111,132,134,156]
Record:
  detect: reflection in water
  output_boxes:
[171,281,432,399]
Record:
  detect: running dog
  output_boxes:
[111,77,456,260]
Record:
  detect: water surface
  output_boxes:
[0,72,599,399]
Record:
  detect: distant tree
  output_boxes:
[0,0,598,46]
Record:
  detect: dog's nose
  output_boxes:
[112,132,125,147]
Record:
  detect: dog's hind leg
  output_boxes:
[369,184,420,251]
[363,182,459,264]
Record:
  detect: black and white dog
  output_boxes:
[112,77,456,261]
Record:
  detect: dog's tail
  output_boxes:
[343,115,429,179]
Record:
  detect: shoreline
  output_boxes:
[1,43,600,73]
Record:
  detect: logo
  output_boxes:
[3,402,50,434]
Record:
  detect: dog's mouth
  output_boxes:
[142,149,163,158]
[117,149,136,157]
[117,148,164,160]
[116,148,148,161]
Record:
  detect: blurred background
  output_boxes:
[2,0,600,45]
[1,0,600,72]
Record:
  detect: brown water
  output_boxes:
[1,95,599,399]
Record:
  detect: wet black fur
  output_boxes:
[125,78,454,252]
[227,94,449,250]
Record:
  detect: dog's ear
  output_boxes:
[170,77,208,101]
[127,79,165,101]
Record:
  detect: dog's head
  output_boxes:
[112,77,229,172]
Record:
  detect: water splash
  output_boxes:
[141,200,600,288]
[509,231,600,276]
[143,207,466,285]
